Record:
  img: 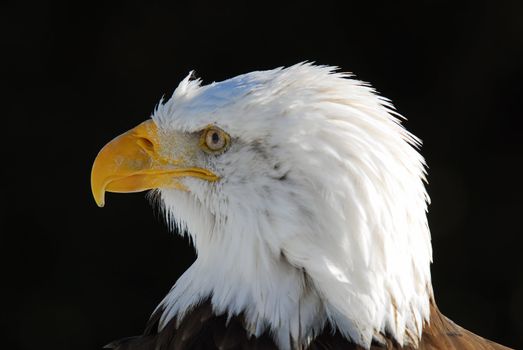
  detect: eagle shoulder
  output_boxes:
[104,300,512,350]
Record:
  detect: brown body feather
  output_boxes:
[104,299,511,350]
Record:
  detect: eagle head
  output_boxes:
[92,63,432,350]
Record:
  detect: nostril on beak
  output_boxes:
[137,137,155,153]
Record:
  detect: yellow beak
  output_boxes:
[91,120,219,207]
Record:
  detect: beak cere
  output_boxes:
[91,120,219,207]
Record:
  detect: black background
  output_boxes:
[3,1,523,349]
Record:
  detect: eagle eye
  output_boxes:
[200,126,230,154]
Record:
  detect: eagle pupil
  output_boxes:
[212,132,220,144]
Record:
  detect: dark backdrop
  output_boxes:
[3,1,522,349]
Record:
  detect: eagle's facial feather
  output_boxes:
[93,63,432,350]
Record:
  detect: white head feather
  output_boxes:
[151,63,433,350]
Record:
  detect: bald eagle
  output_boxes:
[91,63,511,350]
